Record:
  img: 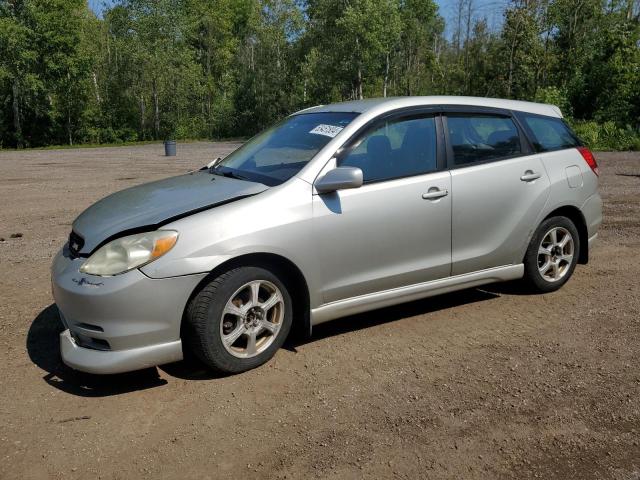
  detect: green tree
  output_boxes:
[186,0,251,136]
[1,0,639,148]
[0,0,38,147]
[234,0,304,134]
[0,0,93,147]
[497,1,544,99]
[395,0,443,96]
[305,0,402,100]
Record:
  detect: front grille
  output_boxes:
[68,231,84,258]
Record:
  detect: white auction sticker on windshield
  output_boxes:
[309,124,344,138]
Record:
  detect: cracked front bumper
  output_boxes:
[51,248,207,374]
[59,329,183,374]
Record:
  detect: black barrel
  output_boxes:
[164,140,176,156]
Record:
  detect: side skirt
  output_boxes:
[310,264,524,326]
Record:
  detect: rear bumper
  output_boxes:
[51,248,206,374]
[60,329,183,374]
[580,193,602,263]
[582,193,603,239]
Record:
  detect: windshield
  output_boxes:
[213,112,359,186]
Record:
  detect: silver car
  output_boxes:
[51,96,602,375]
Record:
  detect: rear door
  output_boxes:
[444,109,550,275]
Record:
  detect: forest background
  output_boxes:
[1,0,639,150]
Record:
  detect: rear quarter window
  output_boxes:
[516,113,581,152]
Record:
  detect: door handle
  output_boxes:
[520,170,541,182]
[422,188,449,200]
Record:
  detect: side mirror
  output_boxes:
[315,166,363,194]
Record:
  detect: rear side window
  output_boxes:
[446,115,521,166]
[517,113,580,152]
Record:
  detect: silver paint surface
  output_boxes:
[72,171,267,253]
[51,96,602,374]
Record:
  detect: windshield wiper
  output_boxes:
[210,166,251,181]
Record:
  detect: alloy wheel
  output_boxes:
[537,226,575,282]
[219,280,284,358]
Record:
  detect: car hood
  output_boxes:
[72,171,268,254]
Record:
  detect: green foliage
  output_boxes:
[496,3,544,99]
[0,0,639,149]
[570,120,640,151]
[534,86,572,117]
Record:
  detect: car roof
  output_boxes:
[295,96,563,118]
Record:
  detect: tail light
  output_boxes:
[577,146,599,176]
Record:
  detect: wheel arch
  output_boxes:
[543,205,589,264]
[181,252,312,341]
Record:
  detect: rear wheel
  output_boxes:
[185,266,292,374]
[523,216,580,293]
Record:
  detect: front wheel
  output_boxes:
[184,266,293,374]
[523,216,580,293]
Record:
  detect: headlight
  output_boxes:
[79,230,178,276]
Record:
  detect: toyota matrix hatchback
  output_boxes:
[51,96,602,375]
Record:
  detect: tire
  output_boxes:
[523,216,581,293]
[184,266,293,374]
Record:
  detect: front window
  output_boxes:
[340,115,438,183]
[214,112,359,186]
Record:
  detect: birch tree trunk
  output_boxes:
[507,12,524,98]
[12,80,22,149]
[139,93,145,139]
[92,72,101,104]
[153,79,160,139]
[383,52,390,97]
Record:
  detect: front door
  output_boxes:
[312,113,452,304]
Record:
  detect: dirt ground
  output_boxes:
[0,143,639,480]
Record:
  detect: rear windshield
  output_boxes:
[215,112,358,186]
[516,112,581,152]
